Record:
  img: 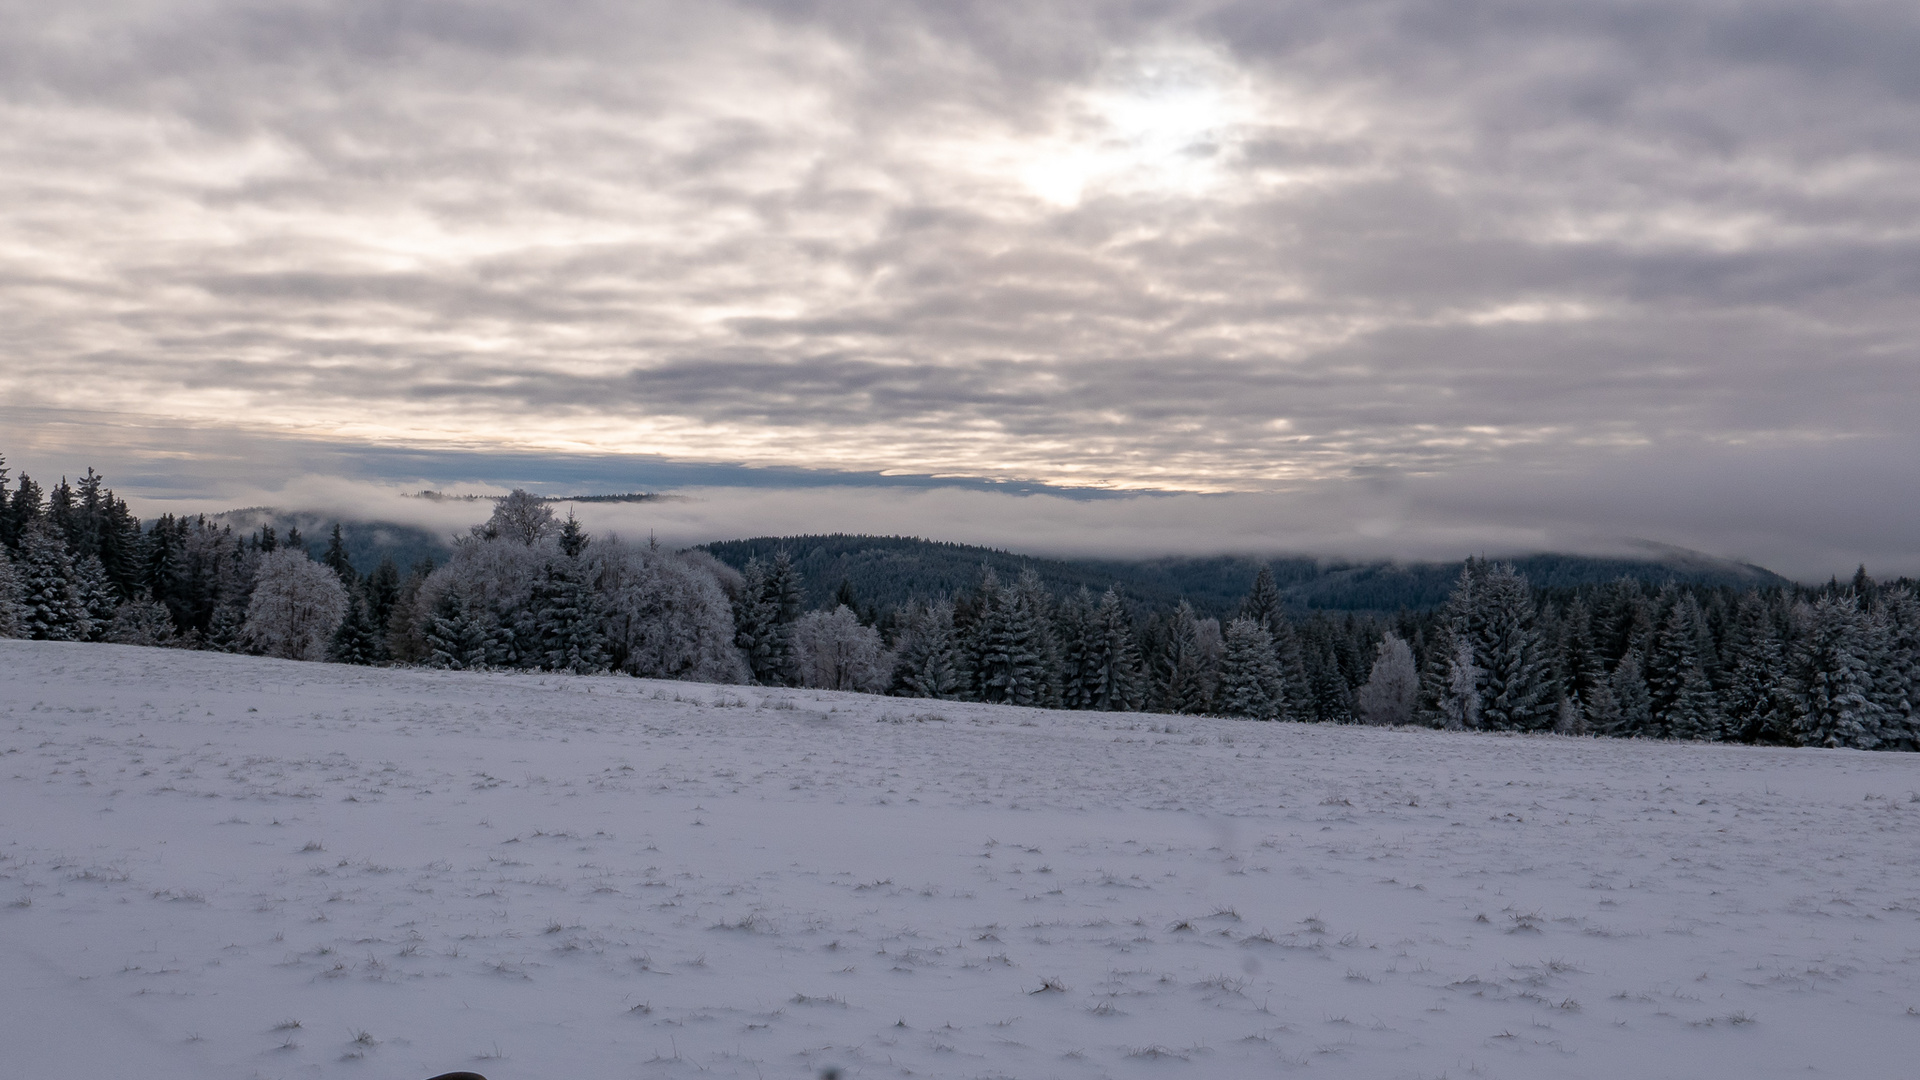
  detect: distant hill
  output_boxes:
[210,509,456,574]
[699,535,1791,618]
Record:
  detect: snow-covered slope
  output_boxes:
[3,640,1916,1079]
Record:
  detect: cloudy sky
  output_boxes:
[4,0,1918,578]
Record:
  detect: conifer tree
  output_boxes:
[890,599,962,699]
[1154,601,1212,714]
[763,551,804,686]
[322,524,358,587]
[17,517,88,641]
[1217,617,1285,720]
[361,557,402,663]
[1790,597,1886,749]
[1056,587,1099,709]
[72,555,117,641]
[967,568,1054,707]
[1471,563,1551,731]
[0,544,23,637]
[557,512,590,558]
[329,595,382,665]
[1087,587,1145,711]
[1876,588,1920,750]
[528,558,608,673]
[1719,593,1794,744]
[1609,652,1654,736]
[1647,594,1722,740]
[732,558,781,685]
[6,473,43,553]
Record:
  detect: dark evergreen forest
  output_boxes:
[4,453,1913,752]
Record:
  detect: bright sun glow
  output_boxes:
[1017,44,1258,206]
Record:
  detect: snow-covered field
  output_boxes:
[3,641,1918,1080]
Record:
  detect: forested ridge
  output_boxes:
[2,454,1913,751]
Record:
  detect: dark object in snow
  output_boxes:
[426,1073,488,1080]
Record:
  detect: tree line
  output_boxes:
[1,455,1914,751]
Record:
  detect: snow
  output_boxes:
[3,640,1918,1080]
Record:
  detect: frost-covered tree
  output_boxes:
[328,595,382,665]
[1876,588,1920,750]
[794,605,889,692]
[966,568,1055,707]
[424,584,507,671]
[73,555,117,641]
[1357,632,1419,726]
[1436,637,1481,730]
[1718,594,1792,743]
[322,523,358,586]
[593,538,747,683]
[481,490,558,547]
[0,544,23,637]
[1790,597,1887,749]
[527,557,608,674]
[1608,652,1654,737]
[1086,587,1145,711]
[17,517,88,641]
[106,599,176,646]
[244,548,348,661]
[891,599,962,699]
[1216,617,1285,720]
[1646,593,1722,740]
[1472,563,1552,731]
[1153,600,1212,714]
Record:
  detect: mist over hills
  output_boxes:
[702,536,1790,617]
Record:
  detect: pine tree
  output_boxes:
[1056,587,1099,709]
[361,558,402,663]
[968,568,1054,707]
[1088,587,1145,711]
[1154,601,1212,714]
[732,558,781,685]
[0,544,23,637]
[891,599,962,699]
[528,558,608,673]
[328,595,382,665]
[1876,588,1920,751]
[6,473,44,554]
[424,586,504,671]
[1471,563,1551,731]
[764,552,805,686]
[322,524,358,587]
[557,512,590,558]
[72,555,117,641]
[1647,594,1722,740]
[1790,597,1886,749]
[1609,652,1654,737]
[17,517,88,641]
[1216,617,1285,720]
[1719,593,1794,744]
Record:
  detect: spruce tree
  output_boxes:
[361,558,402,663]
[1647,594,1722,740]
[1720,593,1794,744]
[1155,601,1213,714]
[1216,617,1284,720]
[1056,587,1098,709]
[1790,597,1886,749]
[733,558,781,685]
[17,517,88,641]
[557,512,590,558]
[1088,587,1145,711]
[322,524,358,587]
[763,552,804,686]
[0,544,23,637]
[1471,563,1551,731]
[72,555,117,642]
[6,473,43,554]
[329,595,382,665]
[529,558,608,674]
[890,599,962,699]
[1609,653,1654,737]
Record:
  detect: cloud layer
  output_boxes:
[4,1,1918,573]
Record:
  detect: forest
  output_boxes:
[2,455,1913,751]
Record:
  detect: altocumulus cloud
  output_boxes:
[3,0,1919,576]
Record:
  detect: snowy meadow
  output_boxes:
[3,639,1918,1080]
